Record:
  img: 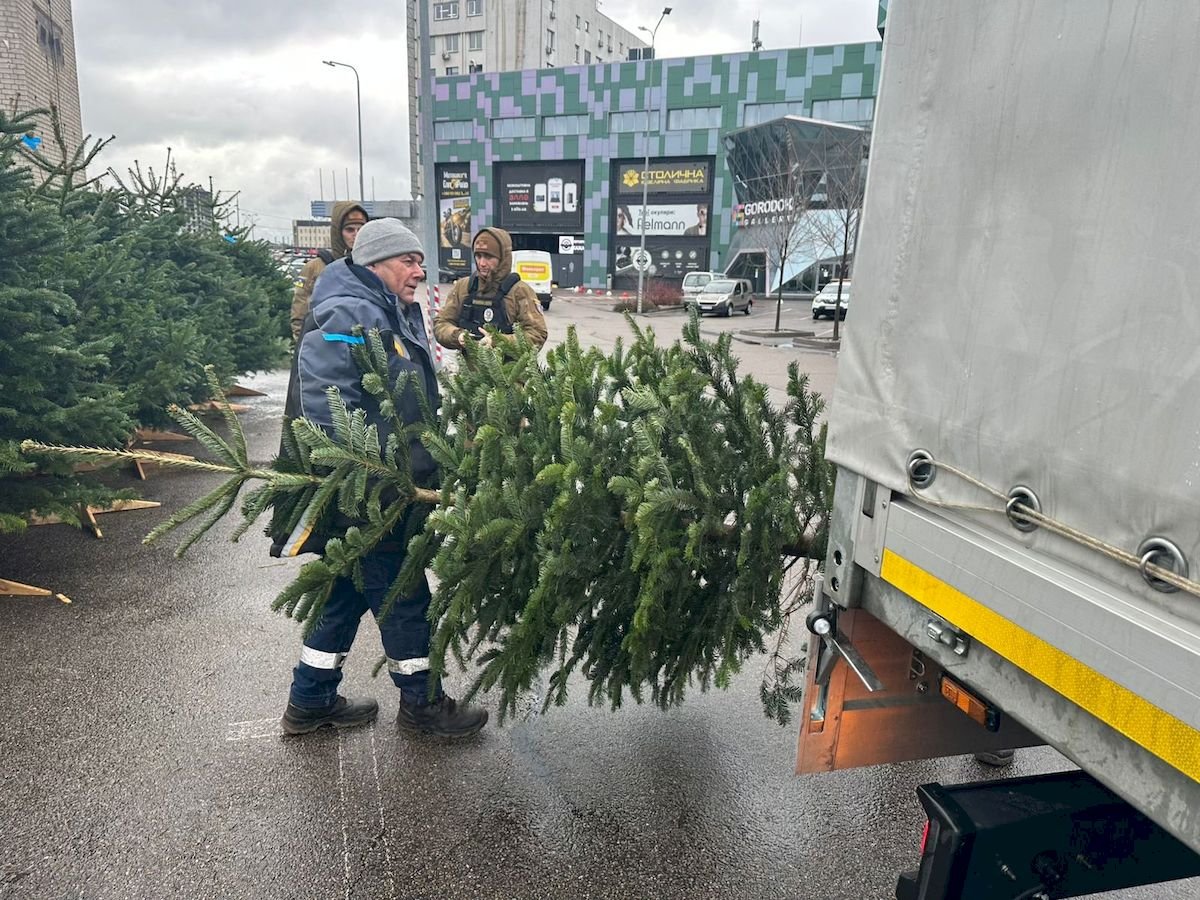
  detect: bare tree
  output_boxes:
[808,129,869,342]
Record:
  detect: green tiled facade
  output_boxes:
[432,43,881,287]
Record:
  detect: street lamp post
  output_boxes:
[635,7,672,315]
[323,60,365,201]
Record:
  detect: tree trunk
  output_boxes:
[774,238,787,332]
[833,215,850,342]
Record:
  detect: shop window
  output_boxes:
[609,110,660,132]
[810,98,875,124]
[491,117,536,139]
[741,101,806,127]
[434,120,474,140]
[667,107,722,130]
[544,114,589,136]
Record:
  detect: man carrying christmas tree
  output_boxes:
[289,201,369,342]
[433,226,548,351]
[280,217,489,738]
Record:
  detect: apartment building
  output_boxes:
[427,0,646,77]
[0,0,83,168]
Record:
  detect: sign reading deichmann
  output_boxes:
[618,160,711,194]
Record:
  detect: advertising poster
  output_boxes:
[612,240,710,279]
[497,161,585,231]
[613,203,709,238]
[436,164,472,279]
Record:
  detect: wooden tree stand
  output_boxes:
[0,578,71,604]
[128,429,195,480]
[28,499,162,538]
[225,383,267,398]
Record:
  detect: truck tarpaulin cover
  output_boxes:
[827,3,1200,608]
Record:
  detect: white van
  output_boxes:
[511,250,554,310]
[681,271,721,302]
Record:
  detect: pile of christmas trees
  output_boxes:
[0,109,290,533]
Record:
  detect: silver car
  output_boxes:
[692,278,755,317]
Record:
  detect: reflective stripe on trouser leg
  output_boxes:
[299,646,348,669]
[387,656,430,676]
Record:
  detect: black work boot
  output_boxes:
[281,695,379,735]
[396,694,488,738]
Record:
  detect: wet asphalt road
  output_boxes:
[2,295,1195,900]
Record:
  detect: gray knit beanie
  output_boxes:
[351,218,424,267]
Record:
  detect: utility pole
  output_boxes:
[322,60,365,200]
[635,7,672,315]
[418,0,439,282]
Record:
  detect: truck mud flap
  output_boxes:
[895,769,1200,899]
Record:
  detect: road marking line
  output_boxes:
[338,730,351,900]
[225,718,280,742]
[370,729,398,899]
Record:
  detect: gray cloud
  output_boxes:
[75,1,402,67]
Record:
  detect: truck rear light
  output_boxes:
[938,673,1001,731]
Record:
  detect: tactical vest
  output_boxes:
[460,272,521,334]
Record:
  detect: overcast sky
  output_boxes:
[74,0,879,242]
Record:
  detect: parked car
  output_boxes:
[811,280,851,319]
[692,278,755,317]
[681,271,721,301]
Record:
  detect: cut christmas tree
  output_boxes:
[25,317,833,721]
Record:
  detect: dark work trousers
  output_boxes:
[288,546,435,708]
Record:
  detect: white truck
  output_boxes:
[798,4,1200,897]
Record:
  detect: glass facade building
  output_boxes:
[431,42,882,288]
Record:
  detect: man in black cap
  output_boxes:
[279,217,488,739]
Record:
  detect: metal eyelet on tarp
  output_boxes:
[1005,485,1042,533]
[907,448,936,489]
[1136,536,1189,593]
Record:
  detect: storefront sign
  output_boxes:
[734,196,798,227]
[617,160,711,194]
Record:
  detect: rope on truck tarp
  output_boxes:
[906,457,1200,600]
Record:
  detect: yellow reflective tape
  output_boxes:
[881,549,1200,782]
